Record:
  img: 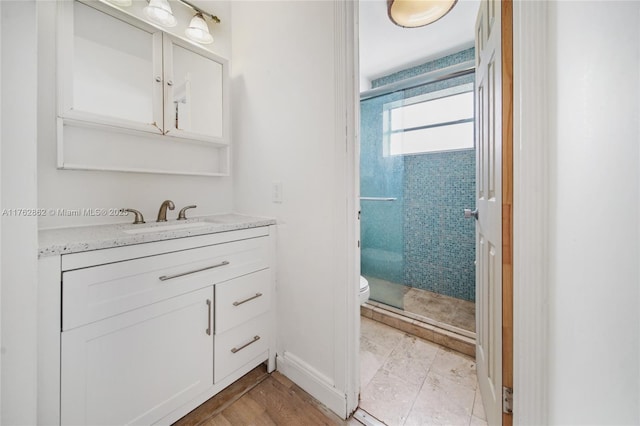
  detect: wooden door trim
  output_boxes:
[501,1,514,425]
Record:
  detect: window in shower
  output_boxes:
[382,83,474,156]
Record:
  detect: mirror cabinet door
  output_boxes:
[69,1,162,133]
[164,39,224,141]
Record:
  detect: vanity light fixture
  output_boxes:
[107,0,132,7]
[135,0,220,44]
[144,0,177,28]
[181,0,220,45]
[387,0,457,28]
[185,12,214,44]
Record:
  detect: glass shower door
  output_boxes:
[360,92,406,309]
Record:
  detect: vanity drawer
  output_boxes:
[62,236,269,331]
[214,313,270,383]
[215,269,271,334]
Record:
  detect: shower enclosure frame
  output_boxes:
[359,59,478,338]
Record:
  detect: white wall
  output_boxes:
[1,1,40,423]
[547,1,640,423]
[37,1,234,229]
[231,1,358,417]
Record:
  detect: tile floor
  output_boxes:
[366,276,476,333]
[359,316,486,426]
[404,288,475,333]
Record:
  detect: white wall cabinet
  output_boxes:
[49,227,276,425]
[56,0,230,176]
[60,0,163,135]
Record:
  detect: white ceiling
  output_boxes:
[359,0,480,91]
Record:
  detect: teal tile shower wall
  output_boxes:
[360,47,476,301]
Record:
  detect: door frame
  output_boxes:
[511,1,550,424]
[344,1,549,423]
[501,1,514,425]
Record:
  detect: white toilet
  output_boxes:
[359,275,370,305]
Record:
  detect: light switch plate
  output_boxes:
[272,181,283,203]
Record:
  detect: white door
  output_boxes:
[475,0,503,424]
[61,287,214,425]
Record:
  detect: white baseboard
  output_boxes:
[276,352,347,419]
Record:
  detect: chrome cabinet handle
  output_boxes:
[206,299,212,336]
[232,293,263,307]
[158,261,230,281]
[231,335,261,354]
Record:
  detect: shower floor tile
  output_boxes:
[404,288,476,333]
[365,276,476,333]
[359,316,486,426]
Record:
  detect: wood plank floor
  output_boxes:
[173,365,361,426]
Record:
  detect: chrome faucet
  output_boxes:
[156,200,175,222]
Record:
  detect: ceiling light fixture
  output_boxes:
[144,0,177,28]
[387,0,457,28]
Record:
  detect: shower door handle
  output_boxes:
[464,208,479,220]
[360,197,397,202]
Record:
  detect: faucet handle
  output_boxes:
[177,205,197,220]
[122,208,145,224]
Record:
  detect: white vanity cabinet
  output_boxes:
[214,269,272,382]
[56,0,230,176]
[46,226,276,425]
[61,287,214,426]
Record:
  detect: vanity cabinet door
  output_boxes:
[61,287,214,426]
[59,1,164,134]
[163,36,226,143]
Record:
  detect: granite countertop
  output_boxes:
[38,213,276,257]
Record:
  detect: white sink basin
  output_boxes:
[122,222,210,235]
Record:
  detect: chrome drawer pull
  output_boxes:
[232,293,263,307]
[159,261,230,281]
[206,299,212,336]
[230,335,260,354]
